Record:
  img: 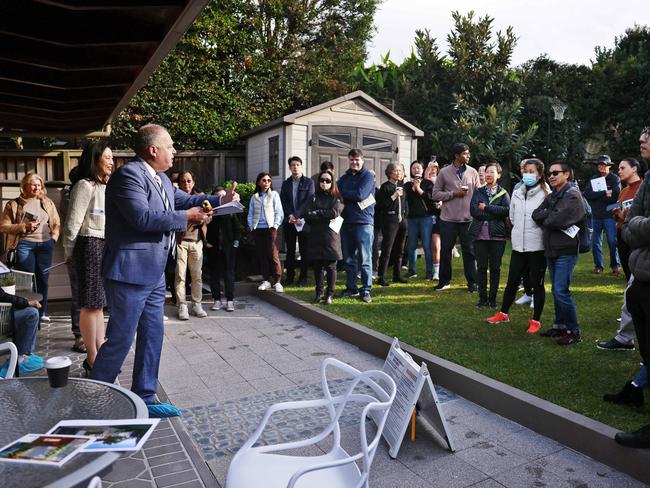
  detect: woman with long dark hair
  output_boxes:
[63,140,113,374]
[304,170,343,304]
[247,172,284,292]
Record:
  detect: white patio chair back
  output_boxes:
[86,476,102,488]
[0,341,18,379]
[12,270,36,292]
[225,357,397,488]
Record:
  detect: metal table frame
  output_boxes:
[0,377,148,488]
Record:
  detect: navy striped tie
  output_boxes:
[154,174,176,258]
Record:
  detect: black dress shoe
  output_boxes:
[615,425,650,448]
[82,358,92,378]
[604,381,644,407]
[377,278,391,287]
[393,275,408,283]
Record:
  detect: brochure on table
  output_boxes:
[47,419,160,452]
[0,434,93,466]
[371,337,455,458]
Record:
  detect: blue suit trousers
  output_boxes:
[91,275,166,403]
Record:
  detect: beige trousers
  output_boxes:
[175,240,203,305]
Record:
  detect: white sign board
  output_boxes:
[372,338,454,458]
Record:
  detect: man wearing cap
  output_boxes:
[583,155,621,274]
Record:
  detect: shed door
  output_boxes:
[311,126,397,184]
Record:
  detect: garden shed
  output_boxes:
[242,91,423,186]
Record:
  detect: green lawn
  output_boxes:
[285,244,647,432]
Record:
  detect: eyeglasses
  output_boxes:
[260,178,272,182]
[319,178,332,184]
[548,170,567,177]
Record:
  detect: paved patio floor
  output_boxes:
[36,295,647,488]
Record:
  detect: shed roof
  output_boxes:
[0,0,209,137]
[241,90,424,138]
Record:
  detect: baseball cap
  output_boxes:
[596,155,612,165]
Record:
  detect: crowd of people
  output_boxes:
[0,122,649,447]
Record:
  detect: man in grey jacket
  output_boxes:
[615,123,650,448]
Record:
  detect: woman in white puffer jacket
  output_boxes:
[486,159,550,334]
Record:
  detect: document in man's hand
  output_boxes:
[590,177,607,192]
[212,201,245,216]
[357,193,376,210]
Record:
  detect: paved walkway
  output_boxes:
[36,295,647,487]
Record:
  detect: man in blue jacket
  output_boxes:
[338,149,375,303]
[92,124,237,417]
[583,155,621,274]
[280,156,314,286]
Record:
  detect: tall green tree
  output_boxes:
[110,0,379,149]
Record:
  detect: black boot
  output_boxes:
[393,269,408,283]
[603,381,644,407]
[615,425,650,448]
[377,277,390,287]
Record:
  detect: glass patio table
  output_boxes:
[0,377,148,488]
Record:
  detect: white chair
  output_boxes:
[87,476,102,488]
[225,358,396,488]
[0,341,18,379]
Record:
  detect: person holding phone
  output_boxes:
[0,172,60,322]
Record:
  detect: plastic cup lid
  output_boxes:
[46,356,71,368]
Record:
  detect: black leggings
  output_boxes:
[501,250,546,321]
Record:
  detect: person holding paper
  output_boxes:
[63,140,113,375]
[248,172,284,293]
[597,157,645,352]
[532,162,585,345]
[583,155,621,275]
[0,172,60,323]
[280,156,314,286]
[304,170,343,304]
[337,149,375,303]
[92,124,236,417]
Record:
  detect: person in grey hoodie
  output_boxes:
[431,143,480,292]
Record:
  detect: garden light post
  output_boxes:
[546,98,567,161]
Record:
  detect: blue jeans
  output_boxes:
[547,254,580,332]
[13,307,40,355]
[591,217,619,269]
[341,224,373,293]
[15,239,54,316]
[634,365,648,389]
[407,217,433,276]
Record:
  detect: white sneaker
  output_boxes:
[40,315,51,323]
[274,282,284,293]
[515,294,533,305]
[432,271,439,281]
[226,301,235,312]
[211,300,222,311]
[178,304,189,320]
[164,315,169,321]
[191,303,207,318]
[258,281,272,291]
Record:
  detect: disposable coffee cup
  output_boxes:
[461,185,469,192]
[46,356,72,388]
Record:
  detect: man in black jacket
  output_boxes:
[583,155,621,274]
[615,123,650,448]
[280,156,314,286]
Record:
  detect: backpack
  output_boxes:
[578,195,593,253]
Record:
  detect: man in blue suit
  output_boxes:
[91,124,237,417]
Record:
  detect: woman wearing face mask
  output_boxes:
[486,159,550,334]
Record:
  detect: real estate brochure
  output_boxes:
[0,434,93,466]
[47,419,160,452]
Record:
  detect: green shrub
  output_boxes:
[0,273,16,287]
